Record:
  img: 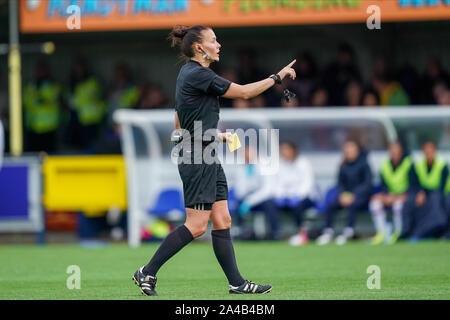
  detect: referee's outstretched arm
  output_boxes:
[222,59,296,100]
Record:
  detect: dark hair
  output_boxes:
[168,25,210,60]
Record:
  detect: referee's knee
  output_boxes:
[186,223,208,238]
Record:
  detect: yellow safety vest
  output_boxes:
[118,86,139,109]
[380,156,412,194]
[23,81,61,134]
[414,158,447,191]
[72,77,106,125]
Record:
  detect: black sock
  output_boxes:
[143,224,194,276]
[211,228,245,287]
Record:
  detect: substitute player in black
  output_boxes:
[133,25,296,296]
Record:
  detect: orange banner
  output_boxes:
[20,0,450,33]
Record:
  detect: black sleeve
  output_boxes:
[189,67,231,96]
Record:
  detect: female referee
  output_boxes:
[133,25,296,296]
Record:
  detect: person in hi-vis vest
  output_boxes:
[402,141,448,240]
[66,58,106,150]
[23,60,63,152]
[442,167,450,238]
[92,63,140,154]
[369,141,414,245]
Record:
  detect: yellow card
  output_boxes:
[227,133,241,152]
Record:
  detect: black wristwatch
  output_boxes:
[269,74,282,85]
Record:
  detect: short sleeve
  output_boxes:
[189,67,231,96]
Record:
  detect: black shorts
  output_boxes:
[178,161,228,209]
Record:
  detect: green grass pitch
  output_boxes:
[0,240,449,299]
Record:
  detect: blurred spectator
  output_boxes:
[274,142,317,246]
[281,96,299,108]
[107,63,139,126]
[136,82,169,109]
[23,60,63,152]
[66,57,106,151]
[433,82,449,105]
[0,70,9,152]
[233,146,278,240]
[369,141,413,245]
[419,57,450,104]
[316,140,373,245]
[310,87,328,107]
[397,64,420,105]
[444,175,450,238]
[372,75,410,106]
[322,43,361,106]
[92,62,139,155]
[344,80,363,107]
[249,95,266,108]
[437,89,450,106]
[232,98,250,109]
[402,141,448,240]
[218,68,239,108]
[289,51,318,106]
[237,48,265,84]
[361,89,380,107]
[373,55,390,80]
[264,82,284,107]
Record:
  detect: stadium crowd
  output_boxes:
[232,140,450,245]
[0,44,449,154]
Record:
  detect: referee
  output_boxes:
[133,25,296,296]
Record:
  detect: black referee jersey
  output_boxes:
[174,60,232,209]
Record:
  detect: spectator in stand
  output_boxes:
[281,96,299,108]
[0,70,8,149]
[66,57,106,151]
[433,82,449,105]
[289,51,318,106]
[273,142,317,246]
[232,98,251,109]
[444,174,450,238]
[372,75,410,106]
[369,141,414,245]
[265,84,284,107]
[361,89,380,107]
[93,63,139,155]
[23,60,64,152]
[310,87,329,107]
[236,48,265,84]
[437,88,450,106]
[322,43,361,106]
[397,63,420,105]
[107,63,139,126]
[402,141,448,240]
[136,82,169,109]
[218,68,239,108]
[249,95,266,108]
[316,140,373,245]
[345,80,363,107]
[419,57,450,105]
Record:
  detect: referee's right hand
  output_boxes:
[277,60,297,81]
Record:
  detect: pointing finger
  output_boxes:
[287,59,296,68]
